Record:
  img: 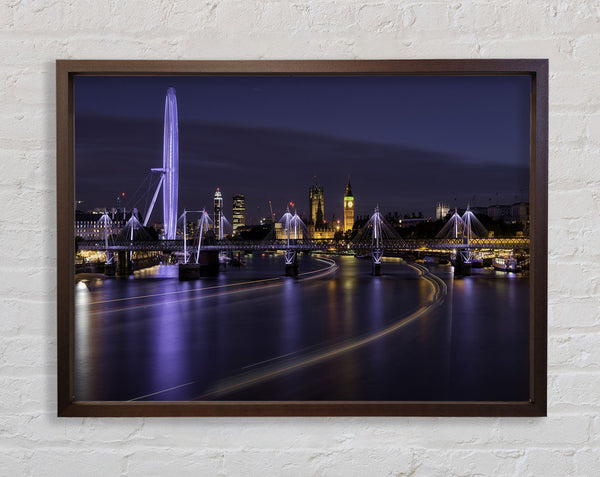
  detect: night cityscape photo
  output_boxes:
[74,74,531,402]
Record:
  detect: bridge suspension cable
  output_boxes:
[350,206,404,264]
[97,210,115,264]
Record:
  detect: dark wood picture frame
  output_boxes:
[57,59,548,417]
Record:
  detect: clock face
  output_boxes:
[347,201,353,208]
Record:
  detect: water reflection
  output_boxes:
[326,279,340,340]
[282,278,301,355]
[147,299,189,400]
[75,255,529,402]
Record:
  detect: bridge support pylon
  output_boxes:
[284,250,298,276]
[116,251,133,276]
[104,262,116,276]
[179,250,220,280]
[199,251,220,275]
[179,262,201,280]
[454,249,472,277]
[372,262,381,276]
[371,248,383,276]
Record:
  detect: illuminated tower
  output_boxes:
[309,184,324,226]
[343,176,354,231]
[232,193,245,233]
[214,187,223,239]
[315,199,324,227]
[162,87,179,239]
[436,202,450,220]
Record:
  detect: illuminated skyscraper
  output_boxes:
[309,184,324,226]
[214,187,223,239]
[232,193,245,233]
[162,87,179,239]
[343,176,354,232]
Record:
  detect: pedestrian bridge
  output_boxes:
[77,236,529,253]
[80,206,528,277]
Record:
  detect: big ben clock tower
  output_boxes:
[343,176,354,232]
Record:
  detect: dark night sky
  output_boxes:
[74,75,530,224]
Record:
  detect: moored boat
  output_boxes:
[492,255,522,273]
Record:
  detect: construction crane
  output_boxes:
[269,200,274,223]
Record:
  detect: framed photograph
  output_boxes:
[57,59,547,417]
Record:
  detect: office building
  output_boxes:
[214,187,223,239]
[232,193,245,233]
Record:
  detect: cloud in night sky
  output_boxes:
[74,74,531,224]
[75,114,529,224]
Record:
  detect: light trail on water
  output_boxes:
[83,257,338,316]
[187,263,447,400]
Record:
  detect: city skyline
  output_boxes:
[75,175,528,227]
[74,75,530,224]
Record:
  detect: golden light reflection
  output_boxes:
[196,263,447,399]
[326,279,340,338]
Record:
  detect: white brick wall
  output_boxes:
[0,1,598,475]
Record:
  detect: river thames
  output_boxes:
[74,254,529,402]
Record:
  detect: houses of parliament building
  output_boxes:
[306,177,355,239]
